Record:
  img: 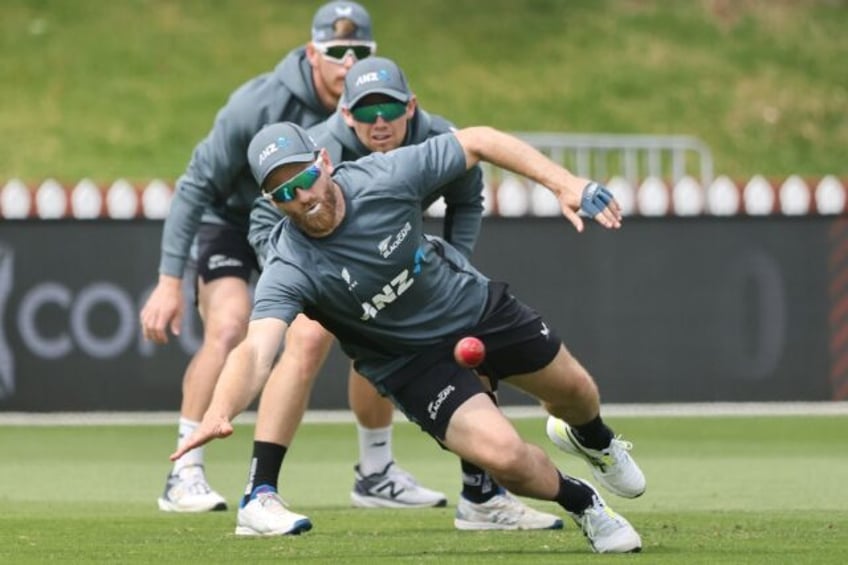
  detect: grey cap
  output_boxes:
[343,56,411,108]
[312,1,373,42]
[247,122,318,186]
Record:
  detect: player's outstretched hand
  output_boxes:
[580,181,622,229]
[557,180,623,232]
[169,413,234,461]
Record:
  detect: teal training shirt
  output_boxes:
[252,133,489,384]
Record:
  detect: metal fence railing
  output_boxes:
[495,132,715,188]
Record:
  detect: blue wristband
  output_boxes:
[580,181,613,216]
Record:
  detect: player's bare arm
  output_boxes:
[169,317,289,461]
[453,126,622,231]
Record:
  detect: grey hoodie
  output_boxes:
[248,108,485,266]
[159,47,333,277]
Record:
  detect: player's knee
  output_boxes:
[204,317,248,352]
[287,318,334,358]
[476,436,527,478]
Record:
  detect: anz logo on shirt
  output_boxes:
[358,245,426,322]
[359,268,414,321]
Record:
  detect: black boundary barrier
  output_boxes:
[0,216,835,411]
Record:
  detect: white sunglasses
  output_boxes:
[314,41,376,64]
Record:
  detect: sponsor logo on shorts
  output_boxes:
[207,254,243,270]
[540,322,550,338]
[427,384,455,421]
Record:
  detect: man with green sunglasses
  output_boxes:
[172,120,645,554]
[243,57,563,533]
[141,1,444,522]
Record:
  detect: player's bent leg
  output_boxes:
[159,276,251,513]
[348,367,447,509]
[506,345,646,499]
[443,394,640,552]
[453,382,562,531]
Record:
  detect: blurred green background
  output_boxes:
[2,0,847,184]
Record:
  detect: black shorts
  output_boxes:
[378,282,561,442]
[187,223,259,305]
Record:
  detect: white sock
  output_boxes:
[357,424,393,475]
[173,417,203,474]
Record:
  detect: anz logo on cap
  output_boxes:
[258,136,290,166]
[355,69,390,87]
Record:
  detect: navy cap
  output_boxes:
[312,1,373,42]
[247,122,318,186]
[343,56,411,108]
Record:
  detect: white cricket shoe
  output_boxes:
[350,462,447,509]
[454,491,564,531]
[157,465,227,512]
[546,416,646,498]
[235,486,313,536]
[567,479,642,553]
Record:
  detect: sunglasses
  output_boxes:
[315,41,375,64]
[350,102,408,124]
[264,156,322,203]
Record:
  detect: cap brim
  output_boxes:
[346,87,410,109]
[258,151,315,185]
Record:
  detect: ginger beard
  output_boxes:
[285,178,341,238]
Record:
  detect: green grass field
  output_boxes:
[1,415,846,563]
[3,0,847,182]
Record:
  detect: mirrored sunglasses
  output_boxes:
[350,102,408,124]
[315,41,375,64]
[264,157,322,203]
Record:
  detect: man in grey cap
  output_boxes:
[242,56,564,533]
[171,121,646,553]
[140,1,442,516]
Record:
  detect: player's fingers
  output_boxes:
[595,208,622,229]
[562,207,585,233]
[142,313,168,344]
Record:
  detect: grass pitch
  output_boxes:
[1,415,846,563]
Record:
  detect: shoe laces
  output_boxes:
[174,465,213,495]
[486,492,524,512]
[382,464,421,489]
[605,437,634,466]
[580,496,623,538]
[253,491,289,515]
[609,436,633,452]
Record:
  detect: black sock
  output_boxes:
[571,415,614,450]
[241,441,287,507]
[460,459,500,503]
[554,472,594,514]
